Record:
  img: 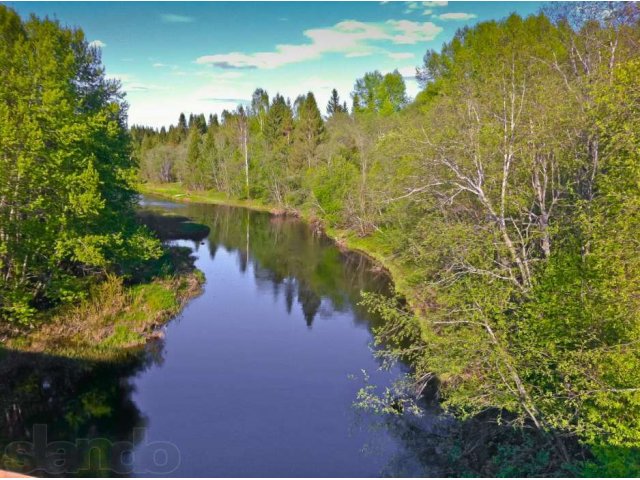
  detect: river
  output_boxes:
[0,197,438,477]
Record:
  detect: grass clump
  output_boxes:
[3,248,203,362]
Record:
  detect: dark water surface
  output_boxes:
[0,197,433,477]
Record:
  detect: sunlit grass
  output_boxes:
[139,182,280,214]
[5,269,203,362]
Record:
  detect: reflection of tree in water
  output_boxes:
[179,202,391,329]
[297,283,321,328]
[0,345,164,477]
[357,397,581,477]
[284,277,295,314]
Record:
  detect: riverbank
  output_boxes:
[2,246,204,362]
[138,183,290,215]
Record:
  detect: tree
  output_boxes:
[177,112,188,135]
[237,106,250,198]
[351,70,407,115]
[292,92,325,169]
[379,70,408,115]
[183,127,207,190]
[250,88,269,134]
[352,71,383,113]
[0,5,160,321]
[208,113,219,129]
[326,88,346,117]
[265,94,294,150]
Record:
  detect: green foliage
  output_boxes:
[306,156,358,224]
[580,444,640,477]
[352,70,408,115]
[0,5,161,322]
[132,5,640,474]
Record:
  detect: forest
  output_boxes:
[1,1,640,476]
[0,5,203,357]
[134,3,640,475]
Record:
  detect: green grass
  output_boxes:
[101,325,145,349]
[6,268,203,362]
[139,182,283,214]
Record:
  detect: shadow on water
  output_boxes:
[2,196,627,477]
[1,195,453,477]
[0,345,166,477]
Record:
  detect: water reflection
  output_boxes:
[170,201,391,330]
[1,197,416,477]
[0,347,160,476]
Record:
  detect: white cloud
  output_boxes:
[160,14,194,23]
[153,63,169,68]
[437,12,478,21]
[196,19,442,69]
[386,19,440,44]
[388,52,415,60]
[106,72,166,92]
[88,40,106,48]
[404,2,420,14]
[404,1,445,14]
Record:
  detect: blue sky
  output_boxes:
[7,1,543,128]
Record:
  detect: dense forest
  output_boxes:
[0,4,198,354]
[1,0,640,476]
[134,3,640,475]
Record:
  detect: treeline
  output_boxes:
[133,69,407,231]
[0,6,161,323]
[136,4,640,474]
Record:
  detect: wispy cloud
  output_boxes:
[437,12,477,21]
[404,2,445,16]
[196,19,442,70]
[200,97,250,104]
[404,2,421,14]
[160,14,194,23]
[88,40,106,48]
[106,73,165,92]
[388,52,415,60]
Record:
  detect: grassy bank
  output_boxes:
[4,270,203,362]
[2,245,204,362]
[139,182,288,215]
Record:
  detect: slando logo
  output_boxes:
[3,425,181,475]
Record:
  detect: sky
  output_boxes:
[6,1,543,128]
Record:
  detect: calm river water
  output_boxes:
[0,197,437,477]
